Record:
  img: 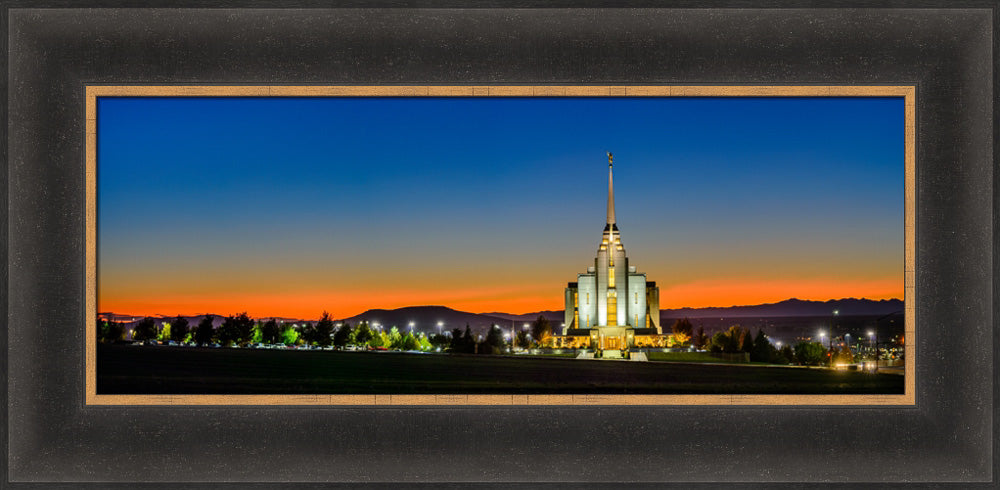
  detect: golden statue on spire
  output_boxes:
[607,151,613,166]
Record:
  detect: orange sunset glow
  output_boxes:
[98,277,902,320]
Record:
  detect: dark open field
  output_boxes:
[97,344,904,395]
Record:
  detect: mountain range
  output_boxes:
[660,297,903,319]
[101,298,902,336]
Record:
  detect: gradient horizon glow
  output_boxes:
[98,96,904,319]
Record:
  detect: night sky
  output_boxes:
[98,96,904,318]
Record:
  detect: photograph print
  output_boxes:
[91,87,910,402]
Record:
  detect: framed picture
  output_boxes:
[5,5,995,487]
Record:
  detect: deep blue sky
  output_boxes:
[98,96,904,317]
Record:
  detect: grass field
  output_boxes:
[645,351,743,363]
[96,344,904,395]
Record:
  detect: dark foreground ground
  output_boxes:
[97,344,904,394]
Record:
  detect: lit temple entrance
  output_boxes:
[602,336,624,350]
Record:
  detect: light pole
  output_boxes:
[437,321,443,337]
[868,330,878,373]
[408,321,414,334]
[819,331,829,365]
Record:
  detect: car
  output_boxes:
[167,341,178,347]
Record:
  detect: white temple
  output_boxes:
[559,153,662,357]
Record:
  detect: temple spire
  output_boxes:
[606,152,616,226]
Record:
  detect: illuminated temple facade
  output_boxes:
[556,154,663,357]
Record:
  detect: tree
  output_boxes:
[387,326,403,349]
[280,323,299,345]
[750,329,777,363]
[194,315,215,345]
[314,311,335,347]
[515,330,531,349]
[217,316,239,346]
[219,312,255,346]
[740,329,754,353]
[96,318,106,343]
[368,329,385,348]
[460,325,476,353]
[707,332,725,352]
[671,318,694,346]
[483,325,505,355]
[778,344,794,364]
[692,325,708,350]
[157,323,171,342]
[429,333,450,349]
[299,322,316,345]
[449,328,464,352]
[98,319,124,343]
[708,325,745,353]
[417,333,432,351]
[333,322,353,348]
[794,341,827,366]
[401,332,420,351]
[833,343,854,365]
[530,316,553,346]
[237,313,255,344]
[261,319,281,344]
[354,321,374,346]
[170,317,189,342]
[133,317,157,341]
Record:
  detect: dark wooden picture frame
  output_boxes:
[4,4,996,486]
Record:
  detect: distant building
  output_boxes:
[555,154,664,357]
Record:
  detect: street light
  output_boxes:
[408,321,414,333]
[868,330,878,373]
[437,321,443,336]
[819,330,831,353]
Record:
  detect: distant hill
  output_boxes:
[338,306,519,337]
[661,298,904,320]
